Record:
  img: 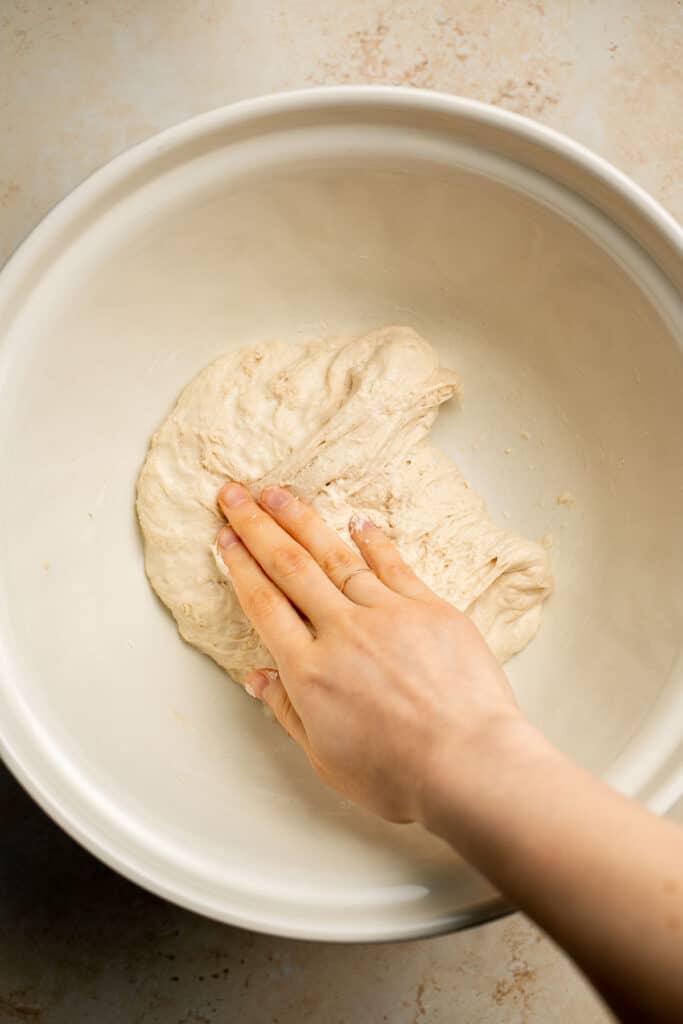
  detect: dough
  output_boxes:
[137,326,553,683]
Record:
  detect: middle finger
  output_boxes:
[219,482,346,623]
[259,486,390,607]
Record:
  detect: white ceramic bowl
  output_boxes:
[0,88,682,941]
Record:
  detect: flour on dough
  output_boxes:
[137,326,553,683]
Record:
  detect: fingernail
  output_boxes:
[220,482,249,508]
[218,525,239,549]
[245,670,272,699]
[262,486,291,511]
[349,512,373,533]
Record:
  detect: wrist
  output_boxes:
[416,712,553,843]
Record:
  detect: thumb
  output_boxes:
[245,669,308,748]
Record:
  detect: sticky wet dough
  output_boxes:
[137,326,553,684]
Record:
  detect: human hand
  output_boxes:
[215,482,683,1023]
[216,482,522,824]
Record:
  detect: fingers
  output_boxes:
[349,515,435,601]
[217,526,310,659]
[218,483,346,622]
[259,486,389,607]
[245,668,309,749]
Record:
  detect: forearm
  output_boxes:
[213,482,682,1018]
[420,719,683,1023]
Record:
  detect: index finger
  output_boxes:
[216,525,311,661]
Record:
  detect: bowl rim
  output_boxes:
[0,85,681,942]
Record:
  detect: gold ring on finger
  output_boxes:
[339,566,374,597]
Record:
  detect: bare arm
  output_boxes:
[423,720,683,1023]
[216,481,683,1023]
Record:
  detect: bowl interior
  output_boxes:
[0,105,682,938]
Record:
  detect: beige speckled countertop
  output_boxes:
[1,2,681,1022]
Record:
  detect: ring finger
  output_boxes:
[259,486,390,606]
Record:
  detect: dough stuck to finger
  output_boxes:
[136,326,553,686]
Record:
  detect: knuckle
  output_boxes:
[385,557,415,583]
[301,657,328,690]
[244,585,278,620]
[321,546,358,579]
[271,544,307,579]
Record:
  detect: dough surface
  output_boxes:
[137,326,553,682]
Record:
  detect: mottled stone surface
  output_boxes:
[1,2,681,1021]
